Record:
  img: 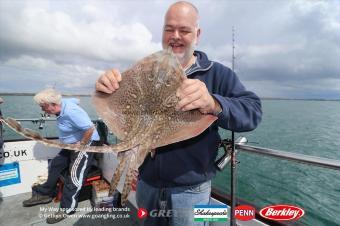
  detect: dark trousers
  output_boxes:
[33,142,100,213]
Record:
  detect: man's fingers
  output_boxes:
[178,99,212,113]
[95,69,122,93]
[176,79,203,97]
[177,83,200,98]
[176,78,209,111]
[182,78,196,86]
[95,81,114,94]
[182,101,202,112]
[103,70,118,90]
[104,73,117,89]
[176,92,201,111]
[112,69,122,82]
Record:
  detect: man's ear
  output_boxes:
[196,28,201,44]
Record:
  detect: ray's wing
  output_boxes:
[131,48,218,149]
[152,49,218,147]
[151,111,217,149]
[92,51,159,142]
[93,48,216,151]
[92,49,178,152]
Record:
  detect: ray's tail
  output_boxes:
[120,147,139,206]
[108,152,129,196]
[107,147,139,206]
[0,117,132,154]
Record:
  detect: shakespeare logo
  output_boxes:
[194,205,228,222]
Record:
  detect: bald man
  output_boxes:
[96,1,262,226]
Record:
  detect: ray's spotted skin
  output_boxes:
[1,49,217,205]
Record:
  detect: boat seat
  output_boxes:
[54,165,102,202]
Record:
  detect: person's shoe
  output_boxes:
[46,209,67,224]
[22,193,53,207]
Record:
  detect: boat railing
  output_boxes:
[6,118,340,171]
[219,136,340,226]
[0,117,117,144]
[235,142,340,171]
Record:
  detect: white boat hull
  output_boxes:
[0,140,59,197]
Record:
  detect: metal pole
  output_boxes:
[230,131,236,226]
[232,27,235,73]
[230,26,236,226]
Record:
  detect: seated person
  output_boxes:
[22,88,101,224]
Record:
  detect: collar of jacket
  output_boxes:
[185,50,214,77]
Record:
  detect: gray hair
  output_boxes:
[167,1,200,28]
[33,88,62,105]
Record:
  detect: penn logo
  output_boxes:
[259,204,304,221]
[234,205,255,221]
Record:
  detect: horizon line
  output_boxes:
[0,92,340,101]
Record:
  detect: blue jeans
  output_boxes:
[136,179,211,226]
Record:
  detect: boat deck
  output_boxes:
[0,192,141,226]
[0,140,269,226]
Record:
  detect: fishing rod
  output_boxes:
[214,27,238,226]
[230,26,236,226]
[10,114,55,130]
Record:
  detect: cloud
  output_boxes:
[0,0,339,99]
[199,0,340,99]
[2,55,103,92]
[0,5,160,62]
[0,1,163,93]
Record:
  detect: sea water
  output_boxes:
[1,95,340,226]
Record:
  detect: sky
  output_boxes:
[0,0,339,99]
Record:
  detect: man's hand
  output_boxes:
[95,69,122,94]
[175,78,222,115]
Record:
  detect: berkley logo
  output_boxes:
[259,205,304,221]
[234,205,255,221]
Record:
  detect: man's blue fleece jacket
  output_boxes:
[139,50,262,187]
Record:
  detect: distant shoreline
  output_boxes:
[0,93,339,101]
[260,97,340,101]
[0,93,91,97]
